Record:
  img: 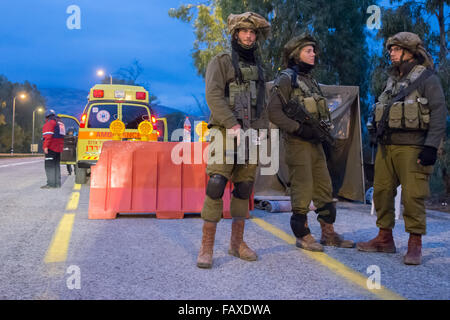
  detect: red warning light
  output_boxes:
[93,90,104,98]
[136,92,146,100]
[80,113,87,128]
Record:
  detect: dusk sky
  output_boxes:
[0,0,205,111]
[0,0,444,114]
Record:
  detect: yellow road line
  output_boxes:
[73,184,81,190]
[66,192,80,211]
[251,218,405,300]
[44,214,75,263]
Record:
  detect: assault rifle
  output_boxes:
[281,95,335,147]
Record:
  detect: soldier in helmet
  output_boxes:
[197,12,270,269]
[268,34,354,252]
[357,32,447,265]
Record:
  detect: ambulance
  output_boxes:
[59,84,167,184]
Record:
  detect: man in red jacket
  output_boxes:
[41,109,65,189]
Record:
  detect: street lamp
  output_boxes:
[32,107,44,154]
[97,69,112,85]
[11,93,27,155]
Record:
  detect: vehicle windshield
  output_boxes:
[88,104,118,129]
[121,104,149,129]
[59,117,79,136]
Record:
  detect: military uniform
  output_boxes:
[268,35,354,251]
[202,51,268,222]
[357,32,447,265]
[197,12,270,269]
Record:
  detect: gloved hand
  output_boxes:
[294,123,315,140]
[418,146,437,166]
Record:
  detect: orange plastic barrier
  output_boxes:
[88,141,253,219]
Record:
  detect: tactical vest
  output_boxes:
[281,69,331,123]
[228,61,259,108]
[374,65,430,131]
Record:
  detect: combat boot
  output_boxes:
[291,213,323,252]
[296,234,324,252]
[356,228,396,253]
[319,221,355,248]
[228,218,257,261]
[197,221,217,269]
[404,233,422,265]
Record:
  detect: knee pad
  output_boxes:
[232,181,254,200]
[290,213,311,238]
[206,174,228,200]
[316,202,336,224]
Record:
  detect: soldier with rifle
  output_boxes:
[197,12,270,269]
[268,34,354,252]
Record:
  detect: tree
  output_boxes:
[0,124,26,153]
[169,2,229,78]
[170,0,372,83]
[0,75,47,153]
[191,93,210,118]
[170,0,372,119]
[405,0,449,62]
[101,59,159,107]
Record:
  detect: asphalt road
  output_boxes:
[0,157,449,300]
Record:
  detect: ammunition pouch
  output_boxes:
[374,102,385,123]
[293,79,331,123]
[229,80,257,109]
[374,65,433,137]
[374,97,430,131]
[229,65,259,108]
[228,64,259,131]
[303,96,318,116]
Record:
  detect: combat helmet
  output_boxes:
[283,34,318,67]
[386,32,434,68]
[227,12,270,41]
